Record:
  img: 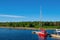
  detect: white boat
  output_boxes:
[51,29,60,38]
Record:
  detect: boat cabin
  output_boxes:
[55,29,60,35]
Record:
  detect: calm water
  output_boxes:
[0,28,58,40]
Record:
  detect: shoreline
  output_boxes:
[0,27,56,30]
[0,27,38,30]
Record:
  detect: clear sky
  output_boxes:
[0,0,60,22]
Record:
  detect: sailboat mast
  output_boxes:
[39,6,42,27]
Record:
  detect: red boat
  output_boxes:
[32,28,48,39]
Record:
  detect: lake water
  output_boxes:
[0,28,58,40]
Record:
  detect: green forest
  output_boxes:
[0,21,60,29]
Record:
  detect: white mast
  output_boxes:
[40,6,42,22]
[39,6,42,27]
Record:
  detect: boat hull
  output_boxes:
[51,34,60,38]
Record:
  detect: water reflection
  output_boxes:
[52,38,60,40]
[39,37,47,40]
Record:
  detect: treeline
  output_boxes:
[0,21,60,28]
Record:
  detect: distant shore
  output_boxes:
[0,27,56,30]
[0,27,38,30]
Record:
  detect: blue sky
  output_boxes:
[0,0,60,22]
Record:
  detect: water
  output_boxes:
[0,28,58,40]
